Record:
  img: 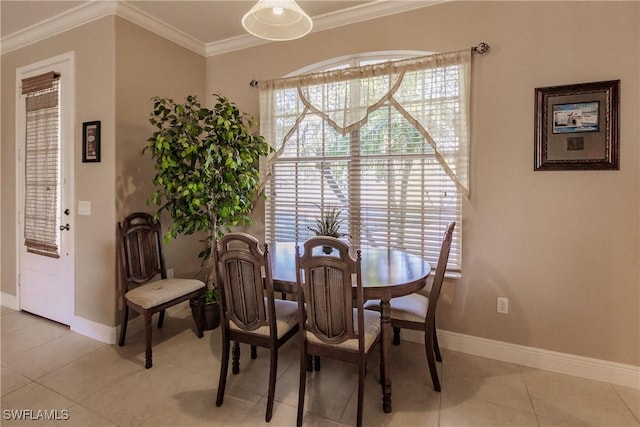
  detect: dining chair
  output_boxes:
[215,232,299,422]
[364,221,455,392]
[117,212,206,369]
[295,237,381,427]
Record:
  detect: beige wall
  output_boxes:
[1,17,117,325]
[114,17,206,283]
[1,16,205,327]
[1,1,637,365]
[206,1,639,366]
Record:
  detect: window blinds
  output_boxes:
[259,51,470,271]
[22,71,61,258]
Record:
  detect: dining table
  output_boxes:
[267,241,432,413]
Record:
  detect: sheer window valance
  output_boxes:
[259,49,471,198]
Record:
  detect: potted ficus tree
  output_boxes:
[143,93,272,330]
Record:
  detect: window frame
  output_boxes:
[265,51,463,274]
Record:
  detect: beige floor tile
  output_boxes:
[523,368,638,426]
[38,345,145,401]
[441,348,522,380]
[256,397,339,427]
[1,317,69,360]
[217,338,298,400]
[1,310,41,333]
[615,385,640,422]
[3,331,105,380]
[3,308,638,427]
[60,404,118,427]
[442,370,533,413]
[1,306,17,316]
[440,396,539,426]
[140,392,261,427]
[276,357,357,422]
[1,382,74,426]
[80,361,212,426]
[1,365,32,396]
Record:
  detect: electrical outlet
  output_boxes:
[167,268,174,279]
[497,297,509,314]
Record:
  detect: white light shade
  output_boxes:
[242,0,313,41]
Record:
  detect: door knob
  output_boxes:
[59,224,70,231]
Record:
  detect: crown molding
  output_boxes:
[206,0,445,56]
[1,1,116,55]
[1,0,446,57]
[115,2,205,56]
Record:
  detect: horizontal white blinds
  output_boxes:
[23,72,61,258]
[261,51,470,271]
[265,113,461,270]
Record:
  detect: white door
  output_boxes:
[16,53,75,325]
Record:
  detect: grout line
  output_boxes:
[611,383,640,424]
[518,363,542,426]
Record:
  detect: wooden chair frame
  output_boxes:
[215,232,299,422]
[117,212,205,369]
[387,221,455,392]
[295,237,381,427]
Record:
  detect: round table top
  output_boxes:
[268,241,432,292]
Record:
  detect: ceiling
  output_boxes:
[0,1,439,56]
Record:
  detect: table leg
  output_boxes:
[380,299,392,413]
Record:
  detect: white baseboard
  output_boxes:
[0,292,19,310]
[70,314,145,345]
[4,296,637,390]
[401,329,640,389]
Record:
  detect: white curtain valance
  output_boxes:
[259,49,471,198]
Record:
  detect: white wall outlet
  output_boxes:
[497,297,509,314]
[167,268,174,279]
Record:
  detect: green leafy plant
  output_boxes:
[143,94,273,300]
[308,206,349,238]
[203,288,219,304]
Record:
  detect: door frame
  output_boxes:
[15,52,76,324]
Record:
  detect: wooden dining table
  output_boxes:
[267,241,432,413]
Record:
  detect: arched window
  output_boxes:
[262,51,466,271]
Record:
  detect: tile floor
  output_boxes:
[1,304,638,427]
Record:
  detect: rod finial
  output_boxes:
[249,79,259,87]
[472,42,490,55]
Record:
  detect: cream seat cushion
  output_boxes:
[306,308,381,352]
[229,299,299,338]
[125,278,205,309]
[364,293,428,323]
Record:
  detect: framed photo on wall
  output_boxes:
[82,121,101,163]
[534,80,619,171]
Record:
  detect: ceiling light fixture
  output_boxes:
[242,0,313,41]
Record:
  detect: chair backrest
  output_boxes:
[426,221,456,318]
[118,212,167,292]
[296,237,364,348]
[216,232,275,334]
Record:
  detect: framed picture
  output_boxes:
[82,121,101,163]
[534,80,619,171]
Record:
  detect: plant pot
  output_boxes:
[190,298,220,331]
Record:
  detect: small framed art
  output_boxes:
[534,80,619,171]
[82,121,101,163]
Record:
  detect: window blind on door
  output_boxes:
[22,71,61,258]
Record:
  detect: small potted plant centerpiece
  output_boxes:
[308,206,349,254]
[144,94,272,330]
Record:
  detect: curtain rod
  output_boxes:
[249,42,490,88]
